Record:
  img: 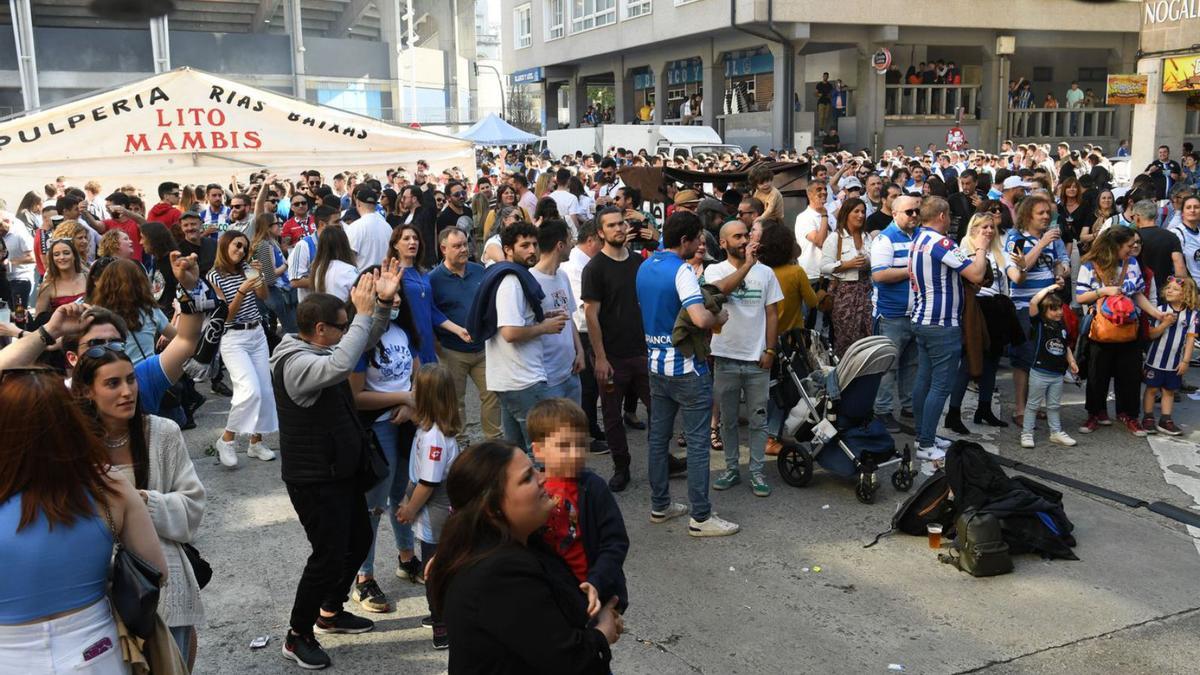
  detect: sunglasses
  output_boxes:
[232,203,248,209]
[452,192,467,198]
[292,201,307,207]
[323,320,351,332]
[737,210,757,216]
[988,206,1004,213]
[901,208,920,217]
[82,340,126,359]
[232,242,246,251]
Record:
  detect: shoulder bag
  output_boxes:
[1087,259,1137,344]
[101,497,163,640]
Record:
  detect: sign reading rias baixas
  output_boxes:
[1144,0,1200,25]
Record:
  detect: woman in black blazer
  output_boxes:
[428,441,623,674]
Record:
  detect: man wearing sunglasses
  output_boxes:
[282,196,315,253]
[436,180,474,259]
[869,194,922,433]
[147,181,182,231]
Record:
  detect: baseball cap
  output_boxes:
[354,186,379,205]
[1001,176,1033,191]
[673,189,702,206]
[840,176,863,192]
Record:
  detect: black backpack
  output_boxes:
[863,470,956,548]
[940,508,1013,577]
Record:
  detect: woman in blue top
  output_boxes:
[386,224,471,364]
[250,213,297,334]
[89,258,175,366]
[0,367,166,673]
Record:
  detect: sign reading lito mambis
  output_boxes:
[1105,74,1149,105]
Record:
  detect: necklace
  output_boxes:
[104,434,130,449]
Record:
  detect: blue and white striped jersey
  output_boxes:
[909,229,971,327]
[1146,303,1197,372]
[636,250,707,376]
[870,222,917,319]
[1007,229,1069,309]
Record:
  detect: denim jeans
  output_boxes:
[545,373,582,405]
[268,285,298,334]
[1025,369,1064,434]
[714,357,770,476]
[648,371,712,520]
[497,381,549,452]
[911,324,963,447]
[359,419,416,577]
[949,351,1001,407]
[169,625,191,665]
[874,315,919,416]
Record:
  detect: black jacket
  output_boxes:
[443,540,612,674]
[413,186,440,268]
[576,470,629,612]
[466,262,545,344]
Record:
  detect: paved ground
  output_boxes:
[181,370,1200,674]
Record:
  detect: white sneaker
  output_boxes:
[1049,431,1077,447]
[688,514,740,537]
[215,438,238,467]
[914,445,945,461]
[1020,433,1035,448]
[919,460,939,477]
[247,442,276,461]
[934,436,953,449]
[649,503,688,524]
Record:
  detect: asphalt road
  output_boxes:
[181,369,1200,674]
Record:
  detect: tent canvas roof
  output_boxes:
[457,113,541,146]
[0,67,474,204]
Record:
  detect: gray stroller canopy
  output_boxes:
[834,336,898,390]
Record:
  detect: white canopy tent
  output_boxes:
[0,68,474,205]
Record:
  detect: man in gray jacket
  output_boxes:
[270,260,402,670]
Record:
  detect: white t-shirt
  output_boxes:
[560,247,591,333]
[408,422,459,543]
[530,267,577,387]
[322,260,358,300]
[548,190,580,239]
[346,211,391,272]
[357,324,414,422]
[3,226,36,283]
[703,261,784,361]
[485,274,547,391]
[794,208,830,280]
[482,234,502,267]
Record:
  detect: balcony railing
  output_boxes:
[1007,107,1114,140]
[885,85,979,119]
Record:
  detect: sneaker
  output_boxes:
[749,473,771,497]
[420,615,434,628]
[712,469,741,491]
[589,438,611,455]
[1118,414,1147,437]
[1142,415,1158,435]
[650,502,688,524]
[282,632,331,670]
[351,579,391,613]
[211,379,233,397]
[667,454,687,476]
[876,415,902,434]
[688,514,740,537]
[431,624,449,650]
[1157,419,1183,436]
[914,445,945,461]
[1020,433,1035,448]
[247,442,276,461]
[1049,431,1077,447]
[900,408,914,419]
[1096,412,1113,426]
[1078,416,1099,434]
[314,611,374,635]
[215,438,238,467]
[396,556,424,584]
[933,436,953,450]
[608,469,631,493]
[623,413,646,430]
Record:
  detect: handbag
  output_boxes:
[101,499,163,641]
[1087,260,1137,344]
[356,427,390,492]
[182,542,213,589]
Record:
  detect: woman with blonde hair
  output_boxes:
[97,229,135,260]
[249,212,296,333]
[945,211,1026,433]
[51,220,92,267]
[33,238,87,316]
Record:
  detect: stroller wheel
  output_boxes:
[777,443,814,487]
[891,469,914,492]
[855,473,878,504]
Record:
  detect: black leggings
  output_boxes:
[1086,340,1141,418]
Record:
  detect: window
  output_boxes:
[571,0,616,33]
[674,0,702,5]
[623,0,651,19]
[1032,67,1053,83]
[545,0,565,40]
[1078,67,1107,82]
[514,4,531,48]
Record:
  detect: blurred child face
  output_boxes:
[1163,279,1183,303]
[1043,304,1064,322]
[532,426,588,478]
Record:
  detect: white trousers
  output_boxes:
[218,327,279,435]
[0,599,130,674]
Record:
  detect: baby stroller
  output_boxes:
[772,331,915,504]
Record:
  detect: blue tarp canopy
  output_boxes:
[457,113,540,146]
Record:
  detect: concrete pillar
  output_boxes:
[544,82,560,131]
[9,0,39,110]
[702,55,721,129]
[856,44,886,158]
[653,62,668,125]
[285,0,306,98]
[1131,57,1188,173]
[567,78,589,127]
[1108,34,1138,148]
[149,16,171,73]
[980,44,999,152]
[457,0,478,121]
[768,41,795,151]
[614,64,635,124]
[381,0,404,122]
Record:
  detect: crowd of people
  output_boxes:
[1,132,1198,672]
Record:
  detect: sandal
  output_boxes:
[710,427,723,450]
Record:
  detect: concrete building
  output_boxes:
[501,0,1200,154]
[1131,1,1200,172]
[1,0,498,124]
